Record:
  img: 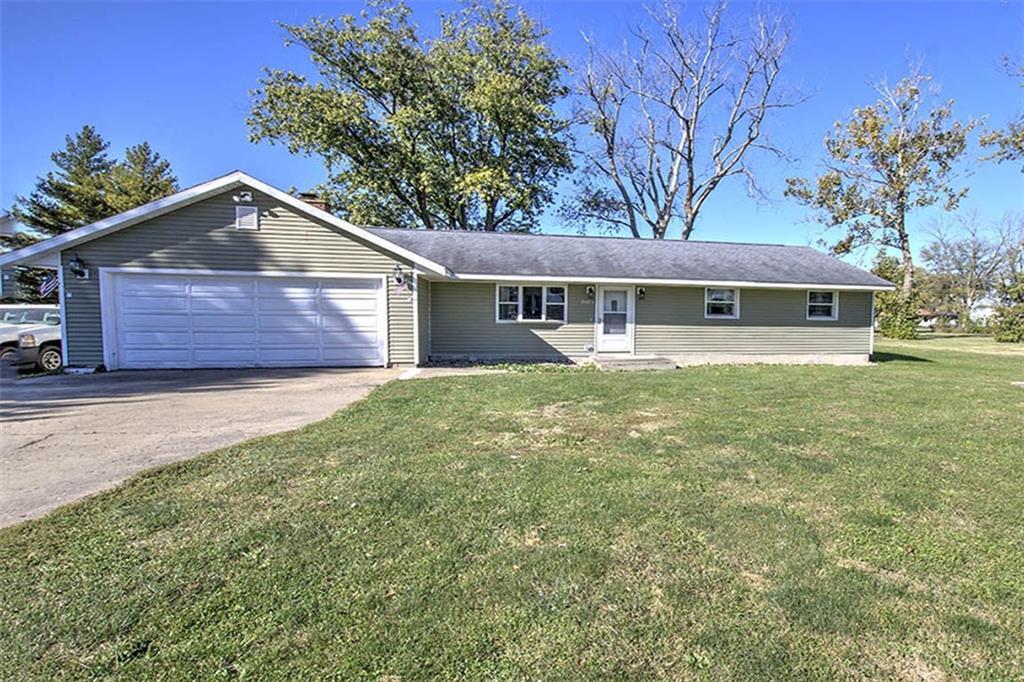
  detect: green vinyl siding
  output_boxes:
[429,282,594,360]
[635,286,872,355]
[62,187,416,367]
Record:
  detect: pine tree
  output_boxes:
[106,142,179,214]
[10,125,115,237]
[2,127,178,302]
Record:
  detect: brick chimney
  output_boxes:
[299,192,329,212]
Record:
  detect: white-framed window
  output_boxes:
[235,205,259,231]
[705,287,739,319]
[495,284,567,323]
[807,290,838,320]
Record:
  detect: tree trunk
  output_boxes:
[897,214,914,298]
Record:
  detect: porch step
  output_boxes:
[594,356,678,371]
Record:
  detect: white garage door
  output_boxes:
[107,273,386,369]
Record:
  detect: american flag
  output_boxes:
[38,275,58,298]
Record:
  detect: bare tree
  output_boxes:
[563,1,794,239]
[920,211,1006,329]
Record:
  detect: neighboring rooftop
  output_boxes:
[366,228,893,288]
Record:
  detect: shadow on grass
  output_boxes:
[872,352,933,364]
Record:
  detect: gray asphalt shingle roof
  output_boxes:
[365,228,893,288]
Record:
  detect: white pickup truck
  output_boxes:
[11,323,64,372]
[0,304,60,362]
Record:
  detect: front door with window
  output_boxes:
[596,286,633,353]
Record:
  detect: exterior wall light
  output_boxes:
[392,264,407,287]
[68,255,89,279]
[586,285,595,299]
[637,287,646,300]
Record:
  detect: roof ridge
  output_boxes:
[362,226,804,250]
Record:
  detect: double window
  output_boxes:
[704,288,739,319]
[496,285,566,323]
[807,291,838,320]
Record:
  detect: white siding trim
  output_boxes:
[869,291,876,356]
[453,272,893,292]
[412,272,420,366]
[57,263,69,367]
[0,172,452,277]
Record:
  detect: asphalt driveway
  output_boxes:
[0,366,399,527]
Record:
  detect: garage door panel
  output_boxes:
[111,273,385,368]
[258,347,322,363]
[260,331,320,346]
[257,280,319,296]
[119,278,188,295]
[121,312,191,329]
[321,298,378,314]
[122,331,191,346]
[190,298,255,313]
[120,296,188,312]
[258,313,320,330]
[190,314,257,329]
[193,349,258,365]
[192,331,258,346]
[257,297,320,313]
[191,280,255,297]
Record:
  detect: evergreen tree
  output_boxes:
[2,127,178,302]
[106,142,179,214]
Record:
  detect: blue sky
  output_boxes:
[2,0,1022,265]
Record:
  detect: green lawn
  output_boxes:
[2,340,1022,679]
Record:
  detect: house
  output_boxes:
[0,171,894,371]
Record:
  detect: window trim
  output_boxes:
[494,283,568,324]
[806,290,839,321]
[235,205,259,231]
[704,287,740,319]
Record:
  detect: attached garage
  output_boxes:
[102,272,387,369]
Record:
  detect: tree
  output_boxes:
[871,253,921,339]
[4,126,178,302]
[248,0,572,232]
[563,2,794,239]
[980,59,1024,169]
[994,214,1024,305]
[786,70,978,298]
[920,214,1005,331]
[106,142,178,214]
[10,125,115,239]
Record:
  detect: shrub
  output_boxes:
[992,304,1024,343]
[875,293,919,340]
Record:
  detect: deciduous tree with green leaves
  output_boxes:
[3,126,178,302]
[248,0,572,232]
[786,70,978,299]
[981,59,1023,169]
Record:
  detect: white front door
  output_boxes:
[596,286,633,353]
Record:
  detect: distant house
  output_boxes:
[0,171,894,372]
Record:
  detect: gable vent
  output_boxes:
[235,206,259,231]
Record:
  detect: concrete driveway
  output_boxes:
[0,366,399,527]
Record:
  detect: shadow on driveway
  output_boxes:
[0,366,399,526]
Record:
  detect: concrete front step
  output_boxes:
[593,356,678,371]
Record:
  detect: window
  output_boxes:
[235,205,259,230]
[705,288,739,318]
[498,286,519,320]
[495,284,568,323]
[807,291,838,320]
[545,287,566,322]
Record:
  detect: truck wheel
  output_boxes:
[0,346,14,361]
[39,346,63,373]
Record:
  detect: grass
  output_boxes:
[1,339,1022,679]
